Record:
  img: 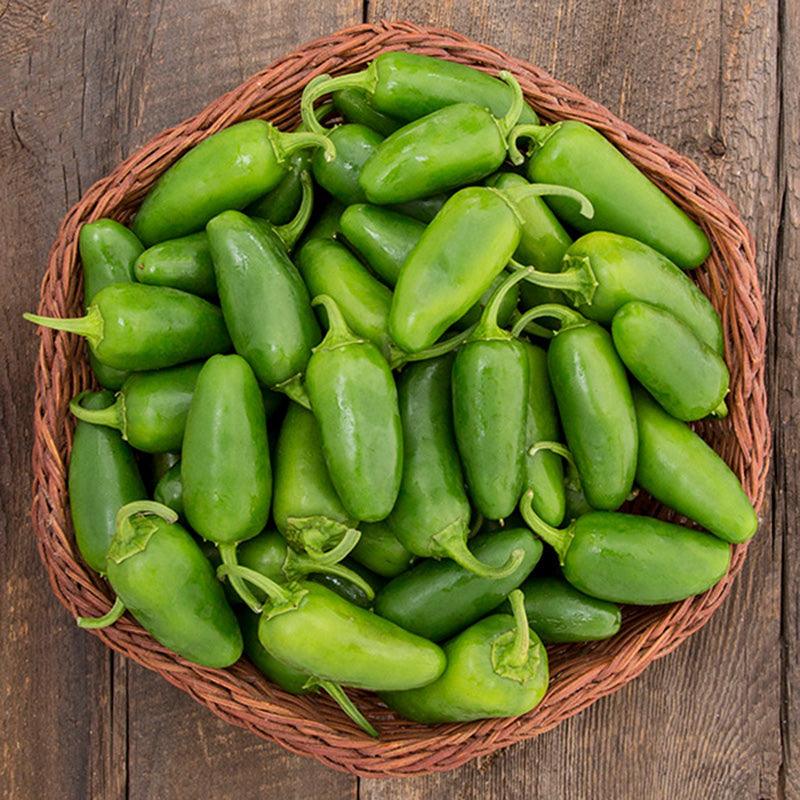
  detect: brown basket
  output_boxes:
[29,20,770,777]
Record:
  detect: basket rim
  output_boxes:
[28,19,771,778]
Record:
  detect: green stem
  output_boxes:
[312,294,361,351]
[290,555,375,601]
[504,182,595,220]
[275,127,336,164]
[23,305,104,349]
[216,563,293,606]
[116,500,178,529]
[300,70,375,135]
[77,595,126,629]
[311,679,379,738]
[518,488,574,565]
[218,544,263,613]
[712,398,729,418]
[496,71,524,138]
[509,310,555,340]
[505,590,531,668]
[434,524,524,578]
[512,303,587,337]
[473,268,533,341]
[506,122,560,162]
[70,390,125,436]
[389,325,476,369]
[274,170,314,251]
[527,440,576,472]
[283,516,358,559]
[274,373,311,409]
[507,257,598,305]
[308,526,360,565]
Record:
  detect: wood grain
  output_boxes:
[0,1,790,798]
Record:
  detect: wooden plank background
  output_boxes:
[0,0,793,797]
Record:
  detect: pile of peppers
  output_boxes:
[26,52,758,736]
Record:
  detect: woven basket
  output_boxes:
[29,20,770,777]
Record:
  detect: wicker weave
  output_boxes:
[29,20,770,777]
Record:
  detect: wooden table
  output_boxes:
[1,1,795,798]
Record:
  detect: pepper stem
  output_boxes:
[519,488,574,565]
[274,373,311,409]
[275,128,336,164]
[390,324,476,369]
[505,589,531,668]
[288,554,375,601]
[69,390,125,435]
[507,257,598,306]
[496,71,524,138]
[24,305,104,349]
[311,679,379,738]
[283,516,359,561]
[216,563,292,606]
[528,440,577,473]
[472,267,533,341]
[77,595,126,629]
[218,544,263,613]
[312,295,361,351]
[508,310,555,340]
[504,183,594,219]
[300,69,375,135]
[512,303,587,337]
[275,171,314,251]
[433,523,525,578]
[712,398,729,418]
[116,500,178,528]
[506,123,560,162]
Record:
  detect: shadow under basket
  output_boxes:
[29,20,771,778]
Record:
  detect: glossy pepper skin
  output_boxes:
[520,491,730,605]
[612,301,729,421]
[375,528,542,642]
[69,362,202,453]
[296,198,345,250]
[515,120,710,269]
[312,124,384,205]
[351,521,414,578]
[24,283,231,372]
[333,88,403,136]
[311,558,384,609]
[305,296,403,522]
[134,232,216,298]
[634,388,757,543]
[132,119,334,245]
[391,193,449,222]
[558,232,723,353]
[206,210,320,400]
[154,460,183,517]
[78,219,144,389]
[80,501,242,668]
[382,590,549,723]
[68,391,147,573]
[518,574,621,643]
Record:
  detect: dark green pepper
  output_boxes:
[374,528,542,641]
[296,198,344,249]
[68,391,148,573]
[382,590,548,723]
[612,301,729,420]
[514,304,637,511]
[351,520,414,578]
[311,558,384,609]
[154,460,183,517]
[510,120,710,268]
[134,232,216,298]
[150,451,180,482]
[68,362,201,453]
[78,501,242,668]
[634,388,757,543]
[517,574,621,643]
[388,355,522,578]
[132,119,334,245]
[305,296,402,522]
[312,124,384,205]
[520,490,730,604]
[390,193,448,222]
[78,219,144,389]
[333,88,404,136]
[25,283,231,371]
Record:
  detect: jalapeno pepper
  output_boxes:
[305,296,402,522]
[311,558,384,609]
[374,528,542,641]
[333,88,403,136]
[382,590,548,723]
[150,451,180,482]
[68,391,148,573]
[387,355,522,578]
[301,52,538,134]
[312,124,384,205]
[69,362,202,453]
[77,501,242,668]
[513,304,637,511]
[78,219,145,389]
[350,521,414,578]
[634,388,757,543]
[134,232,217,298]
[519,491,730,604]
[296,198,344,249]
[24,283,231,371]
[517,574,621,643]
[154,460,183,517]
[509,120,710,269]
[132,119,335,245]
[612,301,729,420]
[453,270,531,519]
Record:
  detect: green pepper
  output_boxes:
[519,491,730,604]
[453,270,530,519]
[206,208,320,405]
[24,283,231,371]
[634,388,757,543]
[509,120,710,269]
[154,460,183,517]
[311,558,384,609]
[301,53,538,133]
[272,402,358,558]
[388,355,522,578]
[390,193,449,222]
[78,219,145,389]
[517,574,621,643]
[358,72,525,204]
[451,272,520,332]
[514,304,637,511]
[382,590,548,723]
[150,451,180,483]
[351,520,414,578]
[221,566,446,691]
[132,119,334,245]
[134,232,216,298]
[305,296,402,522]
[312,124,384,205]
[374,528,542,641]
[68,362,201,453]
[68,391,148,573]
[612,301,729,420]
[333,88,404,136]
[77,501,242,668]
[182,355,271,611]
[296,198,344,249]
